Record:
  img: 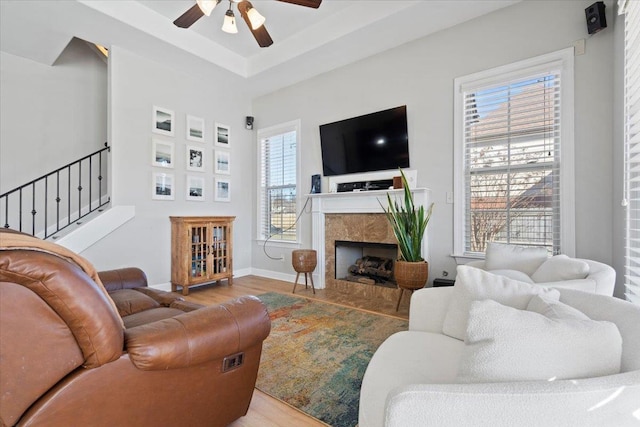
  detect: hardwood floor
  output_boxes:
[183,275,411,319]
[181,275,409,427]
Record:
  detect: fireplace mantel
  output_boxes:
[310,188,432,289]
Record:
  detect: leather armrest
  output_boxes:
[99,267,148,292]
[133,287,186,307]
[169,299,204,312]
[124,295,271,370]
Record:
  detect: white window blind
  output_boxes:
[621,0,640,304]
[454,50,574,258]
[258,121,299,242]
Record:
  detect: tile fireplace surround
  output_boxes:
[310,188,431,300]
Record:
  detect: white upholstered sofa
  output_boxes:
[466,243,616,295]
[359,266,640,427]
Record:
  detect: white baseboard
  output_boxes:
[234,267,252,278]
[150,282,172,292]
[250,268,296,283]
[250,268,324,289]
[148,268,253,292]
[148,268,323,291]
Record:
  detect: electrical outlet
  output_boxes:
[572,39,586,56]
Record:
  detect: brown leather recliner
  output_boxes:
[0,230,271,427]
[98,267,207,328]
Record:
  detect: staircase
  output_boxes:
[1,144,112,240]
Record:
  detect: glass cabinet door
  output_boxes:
[190,225,208,278]
[211,224,228,275]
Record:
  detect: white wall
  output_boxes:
[1,0,622,296]
[251,0,617,291]
[80,46,254,286]
[0,38,107,193]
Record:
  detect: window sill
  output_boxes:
[255,240,301,248]
[451,253,485,265]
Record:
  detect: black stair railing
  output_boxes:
[1,143,111,239]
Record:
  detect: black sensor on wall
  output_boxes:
[311,174,321,193]
[585,1,607,35]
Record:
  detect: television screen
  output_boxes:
[319,106,409,176]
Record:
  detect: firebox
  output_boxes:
[335,240,398,288]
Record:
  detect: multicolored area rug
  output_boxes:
[256,292,408,427]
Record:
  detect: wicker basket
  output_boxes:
[394,260,428,290]
[292,249,317,273]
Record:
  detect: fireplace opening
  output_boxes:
[335,240,398,288]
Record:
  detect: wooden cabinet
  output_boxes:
[170,216,234,295]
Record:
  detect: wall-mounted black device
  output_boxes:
[585,1,606,35]
[336,179,393,193]
[245,116,254,130]
[433,278,455,287]
[311,174,321,194]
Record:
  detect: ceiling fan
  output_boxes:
[173,0,322,48]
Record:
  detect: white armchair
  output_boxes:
[466,258,615,295]
[465,243,615,295]
[359,272,640,427]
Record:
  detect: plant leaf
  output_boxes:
[379,169,434,262]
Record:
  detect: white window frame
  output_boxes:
[453,48,575,261]
[621,0,640,304]
[256,119,301,246]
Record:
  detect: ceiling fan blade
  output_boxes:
[238,1,274,47]
[251,25,274,48]
[173,4,205,28]
[277,0,322,8]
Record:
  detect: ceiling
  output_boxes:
[0,0,520,95]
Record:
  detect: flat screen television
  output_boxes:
[319,106,409,176]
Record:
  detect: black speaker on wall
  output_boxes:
[585,1,607,35]
[245,116,254,130]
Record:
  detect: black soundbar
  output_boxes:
[336,179,394,193]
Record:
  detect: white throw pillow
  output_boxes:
[526,294,590,320]
[442,266,560,340]
[487,269,534,284]
[456,299,622,383]
[485,242,548,276]
[531,254,590,283]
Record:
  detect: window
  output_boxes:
[454,49,575,258]
[621,0,640,304]
[257,120,300,242]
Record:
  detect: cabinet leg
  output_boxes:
[228,276,233,286]
[171,283,177,293]
[182,286,189,296]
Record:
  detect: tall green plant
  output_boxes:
[382,170,434,262]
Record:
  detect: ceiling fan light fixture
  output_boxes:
[222,9,238,33]
[246,6,266,30]
[196,0,219,16]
